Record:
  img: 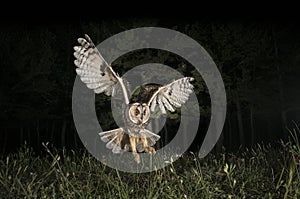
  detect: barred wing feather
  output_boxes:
[73,34,118,96]
[148,77,194,114]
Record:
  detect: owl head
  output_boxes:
[128,103,150,125]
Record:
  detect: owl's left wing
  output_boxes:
[147,77,194,114]
[74,34,129,104]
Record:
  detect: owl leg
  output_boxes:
[141,136,156,154]
[129,136,140,164]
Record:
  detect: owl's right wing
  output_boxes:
[74,34,129,104]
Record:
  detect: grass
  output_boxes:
[1,128,300,198]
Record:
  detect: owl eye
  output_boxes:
[134,109,140,116]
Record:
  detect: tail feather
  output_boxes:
[99,128,121,142]
[99,128,161,154]
[136,129,160,152]
[106,135,118,149]
[99,128,130,153]
[142,129,160,144]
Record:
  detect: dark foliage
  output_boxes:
[1,18,300,155]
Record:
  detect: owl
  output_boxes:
[74,34,194,163]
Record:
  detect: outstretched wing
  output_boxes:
[74,34,129,104]
[147,77,194,114]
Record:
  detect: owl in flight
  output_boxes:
[74,34,194,163]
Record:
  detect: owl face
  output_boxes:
[128,103,150,125]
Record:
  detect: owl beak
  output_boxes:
[139,116,143,124]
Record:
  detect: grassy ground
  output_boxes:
[1,129,300,198]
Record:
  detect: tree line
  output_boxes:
[1,19,300,154]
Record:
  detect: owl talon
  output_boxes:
[145,146,156,154]
[134,154,140,164]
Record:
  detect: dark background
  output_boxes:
[1,15,300,155]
